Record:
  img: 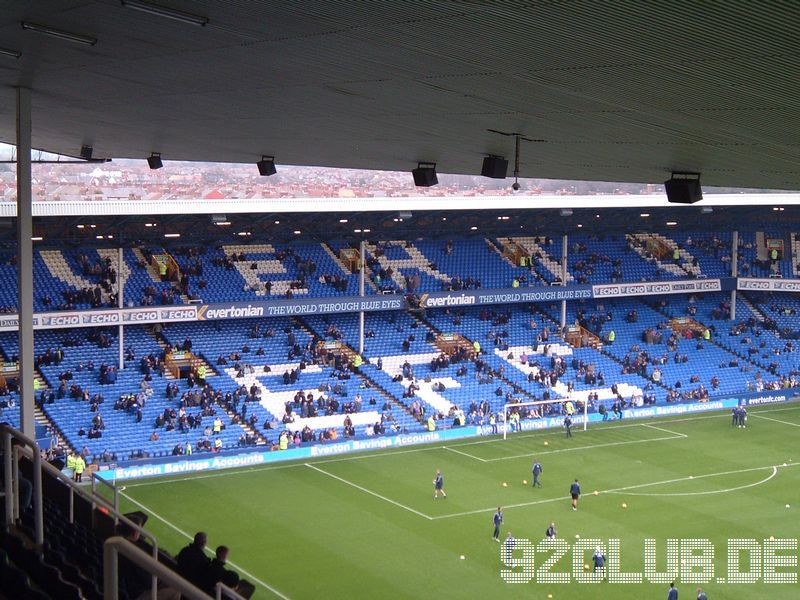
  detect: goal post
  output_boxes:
[502,397,589,440]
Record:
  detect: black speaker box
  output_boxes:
[481,156,508,179]
[257,158,277,176]
[412,166,438,187]
[147,154,163,170]
[665,177,702,204]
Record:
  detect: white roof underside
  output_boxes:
[0,1,799,189]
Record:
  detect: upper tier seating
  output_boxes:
[170,242,361,302]
[737,231,794,278]
[0,233,795,312]
[361,239,508,293]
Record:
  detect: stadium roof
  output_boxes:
[1,1,800,190]
[5,194,800,245]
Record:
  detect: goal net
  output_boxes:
[502,397,589,440]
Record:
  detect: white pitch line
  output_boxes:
[606,467,778,497]
[439,409,726,450]
[602,464,792,495]
[432,462,799,520]
[433,494,573,520]
[750,405,800,415]
[122,404,800,490]
[120,491,291,600]
[122,461,305,489]
[442,445,487,462]
[749,413,800,428]
[482,434,686,462]
[640,423,689,438]
[450,420,657,449]
[304,463,434,520]
[122,445,438,489]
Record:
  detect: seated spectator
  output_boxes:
[177,532,210,589]
[208,545,233,594]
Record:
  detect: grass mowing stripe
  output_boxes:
[601,463,794,495]
[120,491,291,600]
[431,494,570,520]
[640,423,688,437]
[483,433,686,462]
[122,404,800,491]
[749,413,800,428]
[608,466,779,497]
[442,445,487,462]
[122,445,437,489]
[304,463,434,520]
[453,420,658,448]
[117,404,800,599]
[433,462,797,520]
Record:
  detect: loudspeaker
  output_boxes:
[481,155,508,179]
[664,175,702,204]
[412,164,438,187]
[147,153,163,170]
[257,157,277,176]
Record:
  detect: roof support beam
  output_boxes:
[16,86,35,436]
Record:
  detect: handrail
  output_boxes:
[2,423,43,545]
[92,470,120,514]
[216,581,248,600]
[104,536,211,600]
[39,453,161,600]
[2,423,161,600]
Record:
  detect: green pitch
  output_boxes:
[119,404,800,599]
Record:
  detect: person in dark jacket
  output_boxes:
[176,531,210,589]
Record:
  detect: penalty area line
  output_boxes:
[604,466,778,497]
[640,423,689,438]
[304,463,434,520]
[749,413,800,428]
[482,433,686,462]
[119,403,800,491]
[431,461,799,520]
[119,491,291,600]
[442,445,487,462]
